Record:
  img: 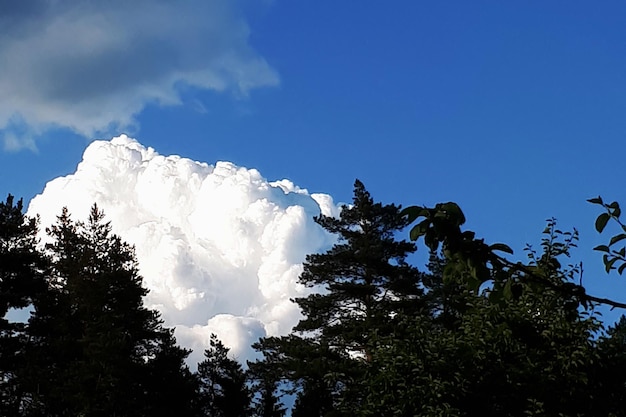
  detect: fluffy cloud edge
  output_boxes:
[27,135,339,364]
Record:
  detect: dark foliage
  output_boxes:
[3,186,626,417]
[197,333,253,417]
[253,180,431,416]
[0,195,47,415]
[2,203,199,416]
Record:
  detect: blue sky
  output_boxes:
[1,1,625,321]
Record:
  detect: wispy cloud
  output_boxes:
[0,1,279,150]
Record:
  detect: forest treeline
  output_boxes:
[2,181,626,416]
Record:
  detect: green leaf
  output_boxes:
[609,234,626,246]
[502,280,513,300]
[490,243,513,255]
[593,245,610,253]
[605,257,618,273]
[424,229,439,251]
[595,213,610,233]
[401,206,426,224]
[618,263,626,275]
[441,202,466,226]
[587,196,603,205]
[409,218,430,241]
[610,202,622,218]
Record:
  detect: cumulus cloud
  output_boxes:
[28,136,338,365]
[0,1,278,150]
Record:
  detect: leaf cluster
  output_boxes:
[589,196,626,275]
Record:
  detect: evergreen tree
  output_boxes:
[254,180,428,415]
[197,333,252,417]
[251,335,338,417]
[247,355,286,417]
[21,204,198,416]
[294,180,426,352]
[250,378,285,417]
[140,329,200,417]
[0,195,47,416]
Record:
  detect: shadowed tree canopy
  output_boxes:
[197,333,253,417]
[253,180,432,416]
[0,195,47,415]
[17,204,199,417]
[2,184,626,416]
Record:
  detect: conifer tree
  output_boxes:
[294,179,426,360]
[254,180,428,415]
[197,333,252,417]
[247,356,286,417]
[0,195,47,415]
[251,378,285,417]
[140,329,200,417]
[22,204,198,416]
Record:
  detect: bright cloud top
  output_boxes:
[0,1,278,150]
[28,136,338,364]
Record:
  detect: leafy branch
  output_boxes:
[588,196,626,275]
[402,201,626,310]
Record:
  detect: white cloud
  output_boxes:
[0,1,278,150]
[27,136,338,365]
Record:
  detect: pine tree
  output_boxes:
[251,335,339,417]
[254,180,428,415]
[251,377,285,417]
[140,329,200,417]
[197,333,252,417]
[294,179,426,358]
[247,355,286,417]
[22,204,198,416]
[0,195,47,416]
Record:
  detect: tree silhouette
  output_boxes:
[197,333,252,417]
[0,195,47,415]
[22,204,198,416]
